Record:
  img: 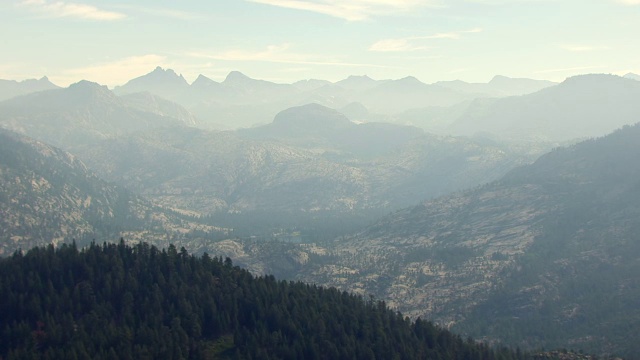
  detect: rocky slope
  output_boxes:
[214,123,640,357]
[0,129,224,255]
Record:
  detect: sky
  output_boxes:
[1,0,639,87]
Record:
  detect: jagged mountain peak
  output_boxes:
[114,67,189,96]
[150,66,183,78]
[133,66,188,85]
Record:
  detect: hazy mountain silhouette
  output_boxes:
[106,68,560,130]
[114,66,189,100]
[356,76,469,113]
[0,76,59,101]
[238,103,420,158]
[448,74,640,142]
[120,91,198,126]
[335,75,383,91]
[0,80,191,148]
[436,75,556,97]
[292,78,331,92]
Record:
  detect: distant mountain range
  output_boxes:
[0,76,59,101]
[8,69,635,145]
[436,75,556,98]
[401,74,640,143]
[111,67,557,129]
[0,80,194,148]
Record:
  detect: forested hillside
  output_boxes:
[0,241,529,360]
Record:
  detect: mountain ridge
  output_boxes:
[0,76,60,101]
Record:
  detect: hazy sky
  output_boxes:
[1,0,638,87]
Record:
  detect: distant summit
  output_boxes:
[448,73,640,141]
[272,103,352,129]
[238,103,356,146]
[0,76,60,101]
[335,75,379,91]
[64,80,117,105]
[191,74,220,89]
[223,71,253,84]
[114,67,189,99]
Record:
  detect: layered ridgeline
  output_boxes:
[0,80,195,148]
[0,241,530,360]
[396,74,640,145]
[445,74,640,142]
[0,79,532,245]
[215,123,640,357]
[0,76,59,101]
[114,67,555,129]
[77,104,529,222]
[0,129,225,255]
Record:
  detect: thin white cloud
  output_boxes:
[616,0,640,4]
[247,0,438,21]
[188,44,396,69]
[410,28,482,40]
[52,55,167,87]
[369,28,482,52]
[112,5,203,20]
[17,0,126,21]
